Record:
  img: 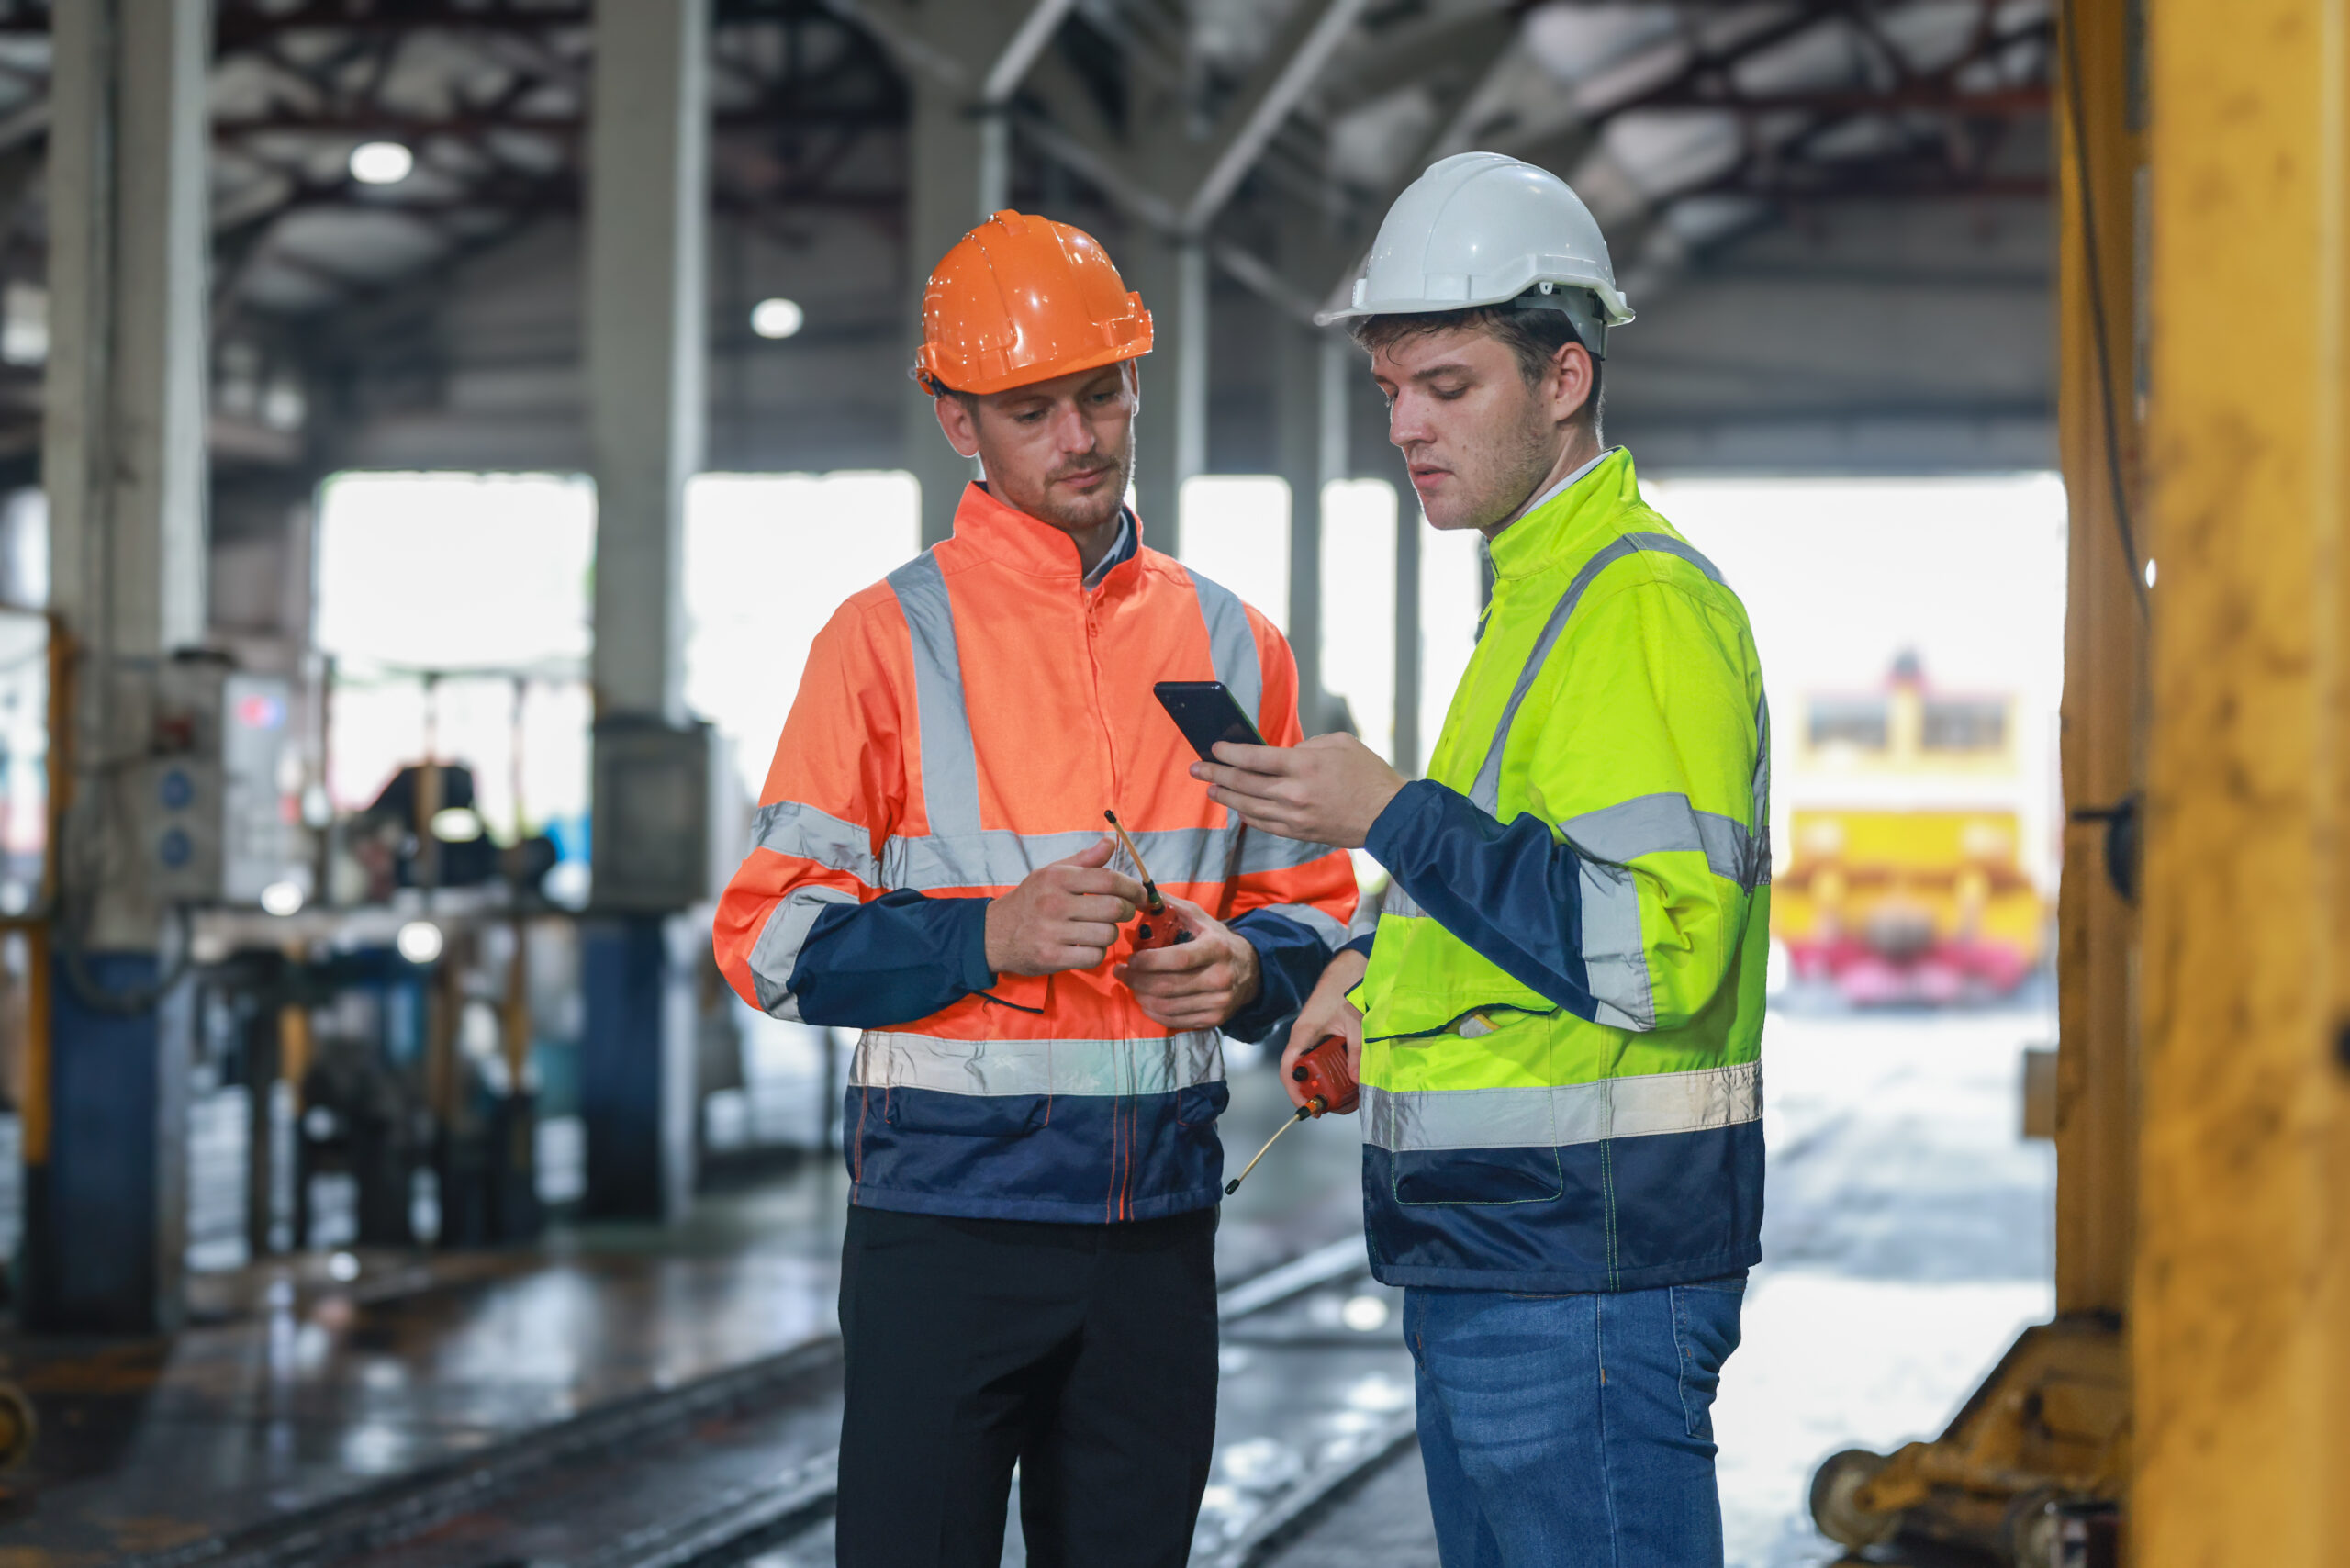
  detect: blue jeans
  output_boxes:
[1404,1276,1747,1567]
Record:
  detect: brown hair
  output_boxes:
[1348,304,1603,435]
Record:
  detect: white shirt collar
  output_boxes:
[1082,509,1136,588]
[1500,445,1620,532]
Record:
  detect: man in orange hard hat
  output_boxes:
[713,212,1358,1566]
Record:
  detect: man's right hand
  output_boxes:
[985,835,1147,976]
[1281,948,1368,1112]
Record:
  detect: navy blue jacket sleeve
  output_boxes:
[1361,778,1599,1019]
[1220,909,1337,1043]
[788,892,1338,1041]
[786,890,997,1029]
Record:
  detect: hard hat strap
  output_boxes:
[1507,286,1608,361]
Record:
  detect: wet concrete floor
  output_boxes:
[0,1006,2054,1567]
[0,1061,1361,1566]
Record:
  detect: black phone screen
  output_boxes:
[1154,680,1267,762]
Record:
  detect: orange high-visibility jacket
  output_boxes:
[713,482,1359,1222]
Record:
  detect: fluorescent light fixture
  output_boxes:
[350,140,415,185]
[397,920,444,965]
[750,297,805,340]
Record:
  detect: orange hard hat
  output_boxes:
[913,210,1153,397]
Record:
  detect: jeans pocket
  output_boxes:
[1670,1277,1747,1440]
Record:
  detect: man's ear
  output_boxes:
[934,394,982,459]
[1550,341,1595,426]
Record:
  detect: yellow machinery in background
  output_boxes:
[1807,0,2140,1558]
[1774,658,2046,1005]
[1815,0,2350,1562]
[1775,808,2043,1004]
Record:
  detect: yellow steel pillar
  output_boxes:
[2053,0,2145,1329]
[1807,5,2145,1555]
[2135,0,2350,1559]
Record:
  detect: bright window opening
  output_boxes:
[1179,475,1290,635]
[1419,523,1484,772]
[1320,479,1397,763]
[315,472,595,836]
[685,471,922,800]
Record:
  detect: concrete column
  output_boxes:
[581,0,709,1222]
[27,0,211,1335]
[1393,488,1422,776]
[587,0,706,724]
[906,77,985,550]
[1276,319,1348,731]
[1131,234,1205,556]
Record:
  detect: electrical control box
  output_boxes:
[143,665,300,905]
[591,718,729,913]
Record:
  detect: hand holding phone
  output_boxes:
[1154,681,1265,762]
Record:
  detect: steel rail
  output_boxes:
[116,1337,846,1568]
[114,1233,1379,1568]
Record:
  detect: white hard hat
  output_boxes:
[1317,151,1633,353]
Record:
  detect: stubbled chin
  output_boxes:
[1033,490,1123,532]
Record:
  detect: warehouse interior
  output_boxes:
[0,0,2332,1562]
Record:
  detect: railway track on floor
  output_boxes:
[129,1237,1419,1568]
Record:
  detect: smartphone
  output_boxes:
[1155,680,1267,761]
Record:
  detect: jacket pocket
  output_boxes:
[1174,1081,1229,1131]
[1392,1146,1563,1205]
[883,1088,1046,1138]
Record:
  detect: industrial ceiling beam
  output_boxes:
[1181,0,1371,232]
[980,0,1079,106]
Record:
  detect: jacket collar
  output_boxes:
[1486,446,1638,582]
[951,481,1142,582]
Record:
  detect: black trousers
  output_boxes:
[834,1204,1220,1568]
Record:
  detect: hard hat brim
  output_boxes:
[923,337,1151,398]
[1315,278,1636,330]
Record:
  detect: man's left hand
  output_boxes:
[1192,733,1406,848]
[1117,895,1262,1030]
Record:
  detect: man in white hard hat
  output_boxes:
[1192,152,1771,1562]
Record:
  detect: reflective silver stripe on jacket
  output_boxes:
[1578,858,1652,1030]
[852,1029,1225,1097]
[748,884,860,1021]
[1561,792,1765,892]
[1251,902,1350,947]
[1379,881,1429,922]
[1470,532,1727,814]
[1361,1060,1760,1153]
[1189,568,1262,725]
[883,824,1236,892]
[751,800,882,884]
[887,553,984,841]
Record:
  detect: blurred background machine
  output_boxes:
[1773,654,2049,1006]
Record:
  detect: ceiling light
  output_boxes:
[397,920,443,965]
[750,297,805,340]
[350,141,415,185]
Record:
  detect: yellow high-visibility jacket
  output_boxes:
[1351,449,1769,1291]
